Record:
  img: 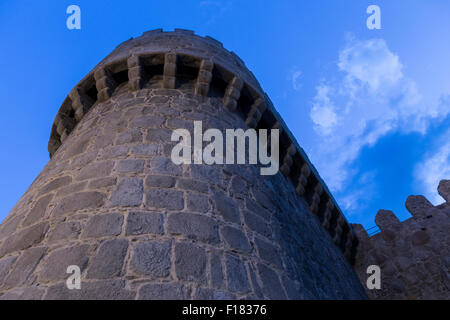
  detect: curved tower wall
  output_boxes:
[0,29,367,299]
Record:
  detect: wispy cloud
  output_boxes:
[308,36,450,210]
[199,1,233,24]
[291,70,302,91]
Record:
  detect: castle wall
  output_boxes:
[0,30,367,300]
[353,180,450,299]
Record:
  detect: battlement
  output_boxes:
[352,180,450,299]
[48,29,358,262]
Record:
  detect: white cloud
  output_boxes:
[310,85,338,134]
[308,37,450,196]
[338,39,403,93]
[291,70,302,91]
[415,129,450,204]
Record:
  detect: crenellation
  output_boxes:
[374,209,400,231]
[332,215,345,245]
[354,182,449,300]
[309,182,323,215]
[163,52,177,89]
[279,143,296,176]
[223,76,243,112]
[437,180,450,202]
[127,55,144,91]
[173,28,195,35]
[194,59,214,96]
[94,67,117,102]
[69,86,94,121]
[204,35,223,48]
[321,199,334,230]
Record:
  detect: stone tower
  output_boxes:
[0,29,367,300]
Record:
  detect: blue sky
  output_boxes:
[0,0,449,229]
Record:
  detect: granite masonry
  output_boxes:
[0,29,378,300]
[353,180,450,300]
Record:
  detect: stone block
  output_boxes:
[130,241,171,278]
[220,226,252,253]
[110,178,143,207]
[138,283,187,300]
[254,237,283,269]
[117,159,145,173]
[257,263,286,299]
[213,193,240,224]
[100,145,129,160]
[70,150,98,168]
[145,175,175,188]
[174,242,207,283]
[146,128,172,143]
[167,212,219,244]
[53,192,106,216]
[0,222,49,256]
[176,178,208,193]
[87,239,128,279]
[38,245,90,283]
[22,194,53,227]
[225,254,250,294]
[0,286,44,300]
[89,177,117,189]
[0,256,17,286]
[47,221,82,242]
[229,175,248,198]
[191,165,221,185]
[132,144,158,156]
[194,288,235,300]
[131,116,165,128]
[64,137,91,159]
[150,157,182,176]
[76,161,114,181]
[45,280,135,300]
[39,176,72,195]
[0,215,22,240]
[146,189,184,210]
[3,247,47,289]
[116,129,143,145]
[242,210,271,237]
[210,252,224,289]
[81,213,124,238]
[125,212,164,235]
[186,193,210,213]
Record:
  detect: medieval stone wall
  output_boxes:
[0,30,367,299]
[353,180,450,299]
